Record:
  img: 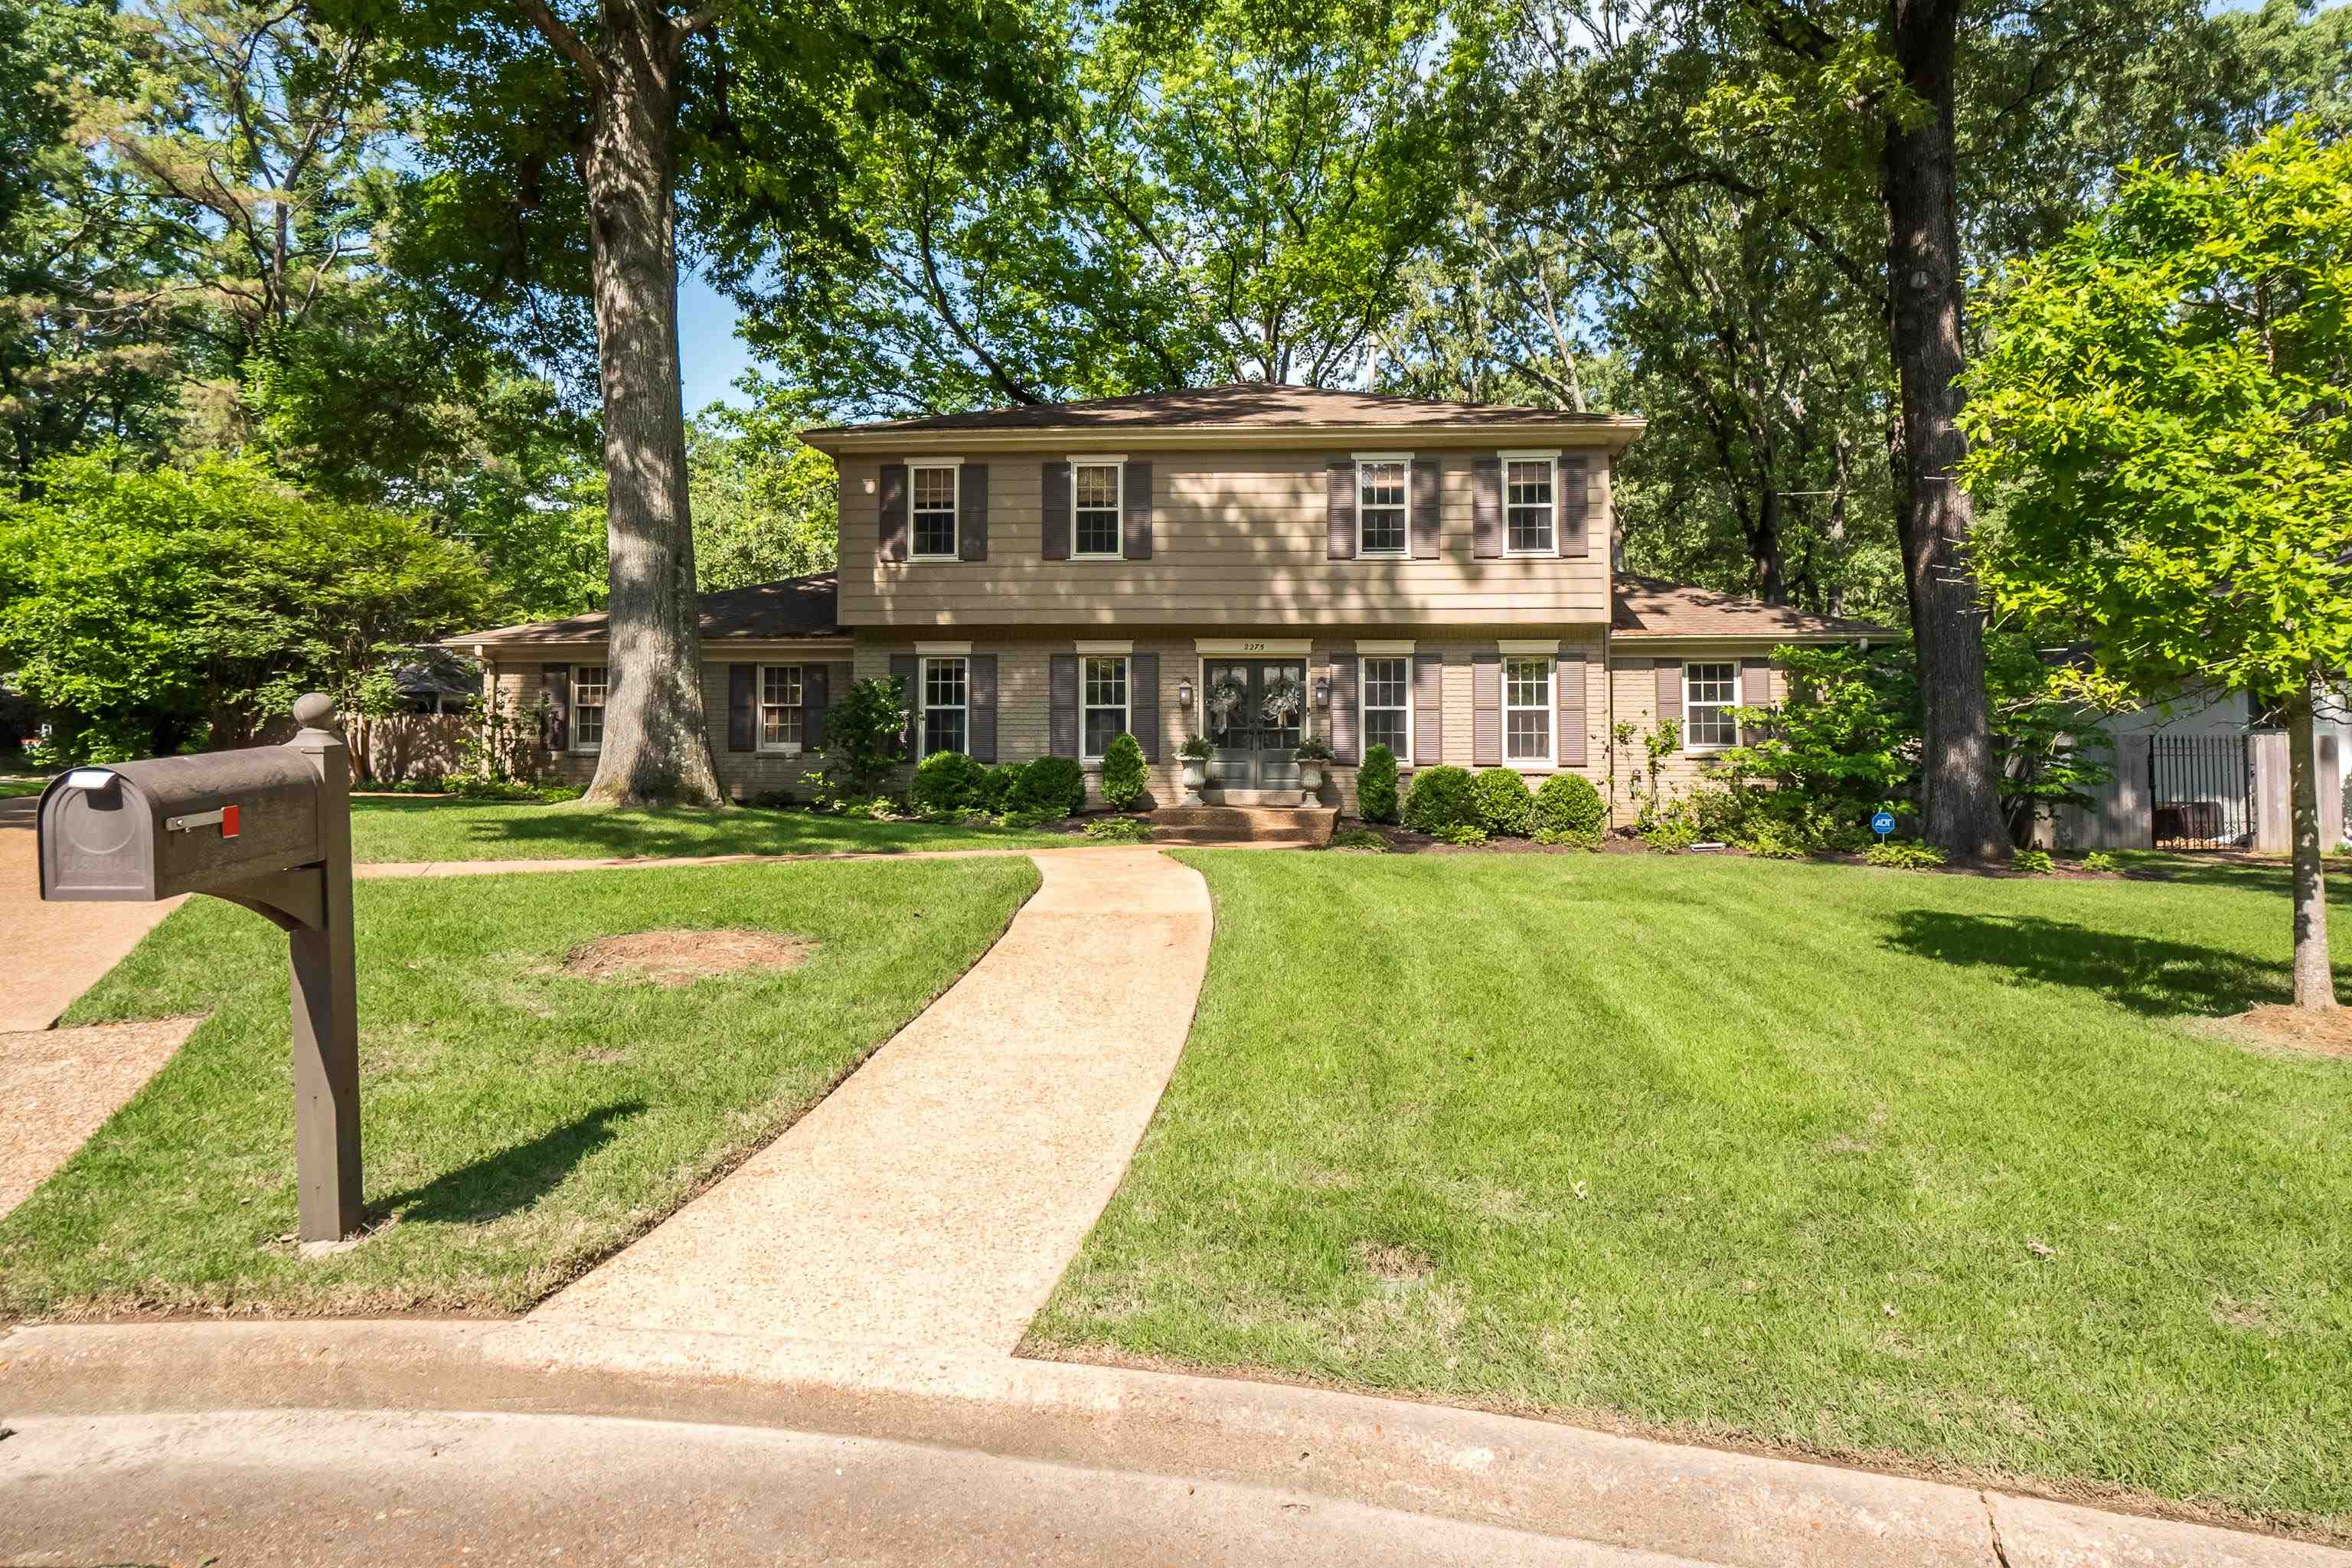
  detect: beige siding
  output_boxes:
[835,449,1614,629]
[1605,647,1785,825]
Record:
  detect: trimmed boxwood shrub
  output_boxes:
[1532,773,1606,845]
[979,762,1026,810]
[1099,732,1148,810]
[1010,755,1086,818]
[1357,743,1400,824]
[1472,766,1535,836]
[912,750,990,812]
[1402,765,1478,833]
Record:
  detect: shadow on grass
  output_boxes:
[1885,911,2284,1018]
[379,1101,645,1224]
[2110,851,2352,902]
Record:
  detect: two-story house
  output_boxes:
[450,384,1883,819]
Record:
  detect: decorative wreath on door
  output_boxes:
[1207,675,1250,735]
[1260,675,1304,727]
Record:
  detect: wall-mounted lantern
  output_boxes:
[1178,677,1194,710]
[1314,676,1332,710]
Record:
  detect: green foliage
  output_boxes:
[1472,766,1535,836]
[2014,848,2056,874]
[1532,826,1599,849]
[0,452,495,756]
[1736,818,1810,860]
[1402,765,1479,833]
[1099,732,1148,810]
[1293,735,1335,763]
[1434,823,1489,847]
[1328,826,1392,852]
[687,406,838,590]
[1175,734,1215,763]
[1083,815,1154,843]
[1356,743,1400,824]
[980,762,1027,810]
[1531,773,1606,842]
[818,678,912,799]
[1010,756,1086,818]
[912,750,991,813]
[1864,841,1949,870]
[1641,812,1700,854]
[2083,851,2121,874]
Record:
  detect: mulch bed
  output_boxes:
[2197,1004,2352,1060]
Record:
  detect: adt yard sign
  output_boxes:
[1870,810,1896,841]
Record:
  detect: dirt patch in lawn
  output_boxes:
[2197,1004,2352,1060]
[1355,1240,1435,1281]
[564,929,815,987]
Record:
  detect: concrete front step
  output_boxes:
[1145,806,1338,847]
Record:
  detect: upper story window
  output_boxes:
[1362,656,1410,757]
[1357,458,1409,555]
[911,464,959,558]
[1082,655,1129,760]
[760,665,804,751]
[1073,462,1122,557]
[571,665,608,751]
[1684,662,1739,750]
[923,656,969,756]
[1504,657,1550,763]
[1504,454,1557,555]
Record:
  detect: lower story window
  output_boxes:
[572,665,608,750]
[1083,655,1129,760]
[1684,662,1739,750]
[1363,657,1410,757]
[923,657,968,756]
[761,665,803,750]
[1504,658,1550,763]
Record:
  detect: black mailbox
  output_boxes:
[40,750,323,902]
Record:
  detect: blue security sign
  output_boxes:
[1870,810,1896,838]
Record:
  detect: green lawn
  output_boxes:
[348,796,1073,864]
[0,857,1038,1316]
[1031,851,2352,1539]
[0,776,45,798]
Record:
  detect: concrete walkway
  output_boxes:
[529,846,1213,1351]
[0,795,181,1031]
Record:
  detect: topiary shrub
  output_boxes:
[1010,755,1086,818]
[1357,743,1400,824]
[1402,765,1478,833]
[912,750,989,812]
[1472,767,1535,836]
[1531,773,1605,848]
[1099,732,1148,810]
[979,762,1025,810]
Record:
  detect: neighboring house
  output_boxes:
[446,384,1883,821]
[2052,688,2351,853]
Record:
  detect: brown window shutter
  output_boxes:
[1122,459,1153,559]
[1740,658,1772,745]
[889,655,919,758]
[877,464,909,562]
[1326,459,1355,560]
[1413,654,1443,766]
[1130,652,1160,762]
[802,663,831,750]
[1410,459,1441,558]
[727,663,756,752]
[1655,658,1681,723]
[969,654,998,762]
[1472,459,1502,559]
[1556,652,1586,766]
[1559,456,1591,558]
[1328,653,1359,765]
[541,663,569,753]
[959,464,988,561]
[1049,654,1079,759]
[1042,462,1070,560]
[1472,654,1501,766]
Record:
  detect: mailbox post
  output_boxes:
[40,692,363,1241]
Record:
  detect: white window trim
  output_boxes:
[1499,449,1562,560]
[1080,652,1132,763]
[1352,451,1413,559]
[919,655,969,760]
[907,459,962,561]
[570,665,608,754]
[756,663,805,756]
[1681,661,1743,755]
[1360,652,1414,766]
[1069,456,1126,560]
[1501,654,1557,770]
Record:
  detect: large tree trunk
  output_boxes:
[579,11,722,807]
[1880,0,2004,860]
[2285,680,2339,1011]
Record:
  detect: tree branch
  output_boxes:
[514,0,604,93]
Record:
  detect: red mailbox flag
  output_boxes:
[221,803,240,838]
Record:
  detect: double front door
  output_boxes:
[1202,658,1305,794]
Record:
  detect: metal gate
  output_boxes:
[2148,734,2255,849]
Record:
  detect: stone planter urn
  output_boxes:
[1297,761,1326,804]
[1179,758,1208,807]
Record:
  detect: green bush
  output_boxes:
[819,676,913,798]
[1738,818,1808,859]
[2013,848,2055,874]
[1010,755,1086,818]
[1642,811,1700,852]
[2082,851,2120,874]
[1531,773,1605,841]
[1328,826,1391,852]
[1402,765,1478,833]
[536,785,583,804]
[912,750,990,812]
[1099,733,1148,810]
[978,762,1025,809]
[1357,744,1400,823]
[441,773,541,802]
[1532,826,1599,849]
[1435,823,1489,846]
[1864,840,1947,869]
[1083,815,1153,843]
[1472,767,1535,835]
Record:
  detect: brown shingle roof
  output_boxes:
[449,573,841,645]
[802,382,1621,438]
[1611,575,1888,639]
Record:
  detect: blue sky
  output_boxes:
[679,270,756,413]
